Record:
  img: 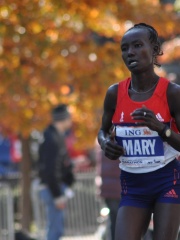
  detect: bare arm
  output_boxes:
[98,84,117,145]
[97,84,125,160]
[165,82,180,151]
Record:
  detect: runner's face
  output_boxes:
[121,28,154,73]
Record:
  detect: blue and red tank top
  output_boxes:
[112,77,179,173]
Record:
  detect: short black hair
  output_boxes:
[51,104,70,121]
[127,23,163,67]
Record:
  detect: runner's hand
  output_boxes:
[102,127,125,160]
[131,105,165,133]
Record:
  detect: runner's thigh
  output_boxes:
[115,206,152,240]
[153,202,180,240]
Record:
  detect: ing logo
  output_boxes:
[143,129,152,135]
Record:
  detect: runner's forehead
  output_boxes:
[121,28,149,45]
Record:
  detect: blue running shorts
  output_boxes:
[120,159,180,208]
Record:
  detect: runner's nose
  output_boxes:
[128,46,135,57]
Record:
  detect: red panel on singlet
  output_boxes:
[112,77,178,132]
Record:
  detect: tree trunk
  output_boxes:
[20,136,32,231]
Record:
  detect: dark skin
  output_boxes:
[98,28,180,240]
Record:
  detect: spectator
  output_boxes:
[95,141,121,240]
[38,104,75,240]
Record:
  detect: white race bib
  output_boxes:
[115,126,165,168]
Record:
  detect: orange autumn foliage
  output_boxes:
[0,0,179,148]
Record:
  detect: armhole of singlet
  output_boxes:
[155,77,171,112]
[116,78,130,102]
[113,78,130,119]
[156,77,176,130]
[155,77,169,99]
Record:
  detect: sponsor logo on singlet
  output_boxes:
[156,113,164,122]
[120,112,124,122]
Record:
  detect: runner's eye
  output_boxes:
[135,43,142,48]
[121,46,128,51]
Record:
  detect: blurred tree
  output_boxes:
[0,0,179,146]
[0,0,179,231]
